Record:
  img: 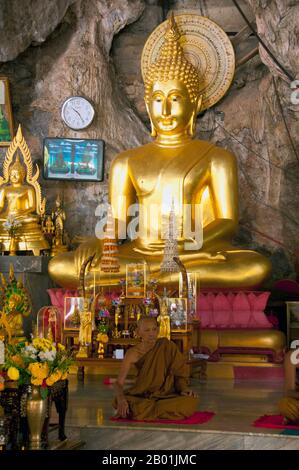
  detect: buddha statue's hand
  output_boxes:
[74,238,102,274]
[181,389,198,398]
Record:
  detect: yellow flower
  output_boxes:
[61,371,68,380]
[31,377,43,386]
[45,376,54,386]
[29,362,49,379]
[7,367,19,381]
[57,343,65,351]
[46,370,62,386]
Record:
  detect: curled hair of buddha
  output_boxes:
[10,155,26,181]
[144,13,201,105]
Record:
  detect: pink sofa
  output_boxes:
[197,291,285,363]
[198,291,272,329]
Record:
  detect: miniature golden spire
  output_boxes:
[9,264,15,282]
[144,12,201,104]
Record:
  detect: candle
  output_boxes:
[0,340,4,364]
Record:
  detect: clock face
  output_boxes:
[61,96,95,130]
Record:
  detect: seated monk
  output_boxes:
[278,349,299,424]
[113,316,198,420]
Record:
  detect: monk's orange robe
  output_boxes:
[278,397,299,424]
[113,338,199,420]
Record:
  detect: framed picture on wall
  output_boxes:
[167,297,189,332]
[43,137,104,181]
[0,77,14,146]
[126,262,147,299]
[64,296,84,331]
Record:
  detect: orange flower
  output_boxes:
[31,377,43,386]
[29,362,49,379]
[45,370,62,386]
[11,355,24,368]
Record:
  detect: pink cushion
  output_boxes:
[197,290,272,330]
[232,292,251,328]
[247,292,272,328]
[213,293,232,327]
[198,292,215,327]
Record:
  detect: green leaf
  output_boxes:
[40,387,48,400]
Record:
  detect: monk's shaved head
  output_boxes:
[137,316,158,331]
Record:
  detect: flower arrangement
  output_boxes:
[3,215,22,237]
[3,337,74,399]
[96,308,110,320]
[112,298,122,307]
[96,332,109,344]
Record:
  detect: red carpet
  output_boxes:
[234,367,284,380]
[111,411,215,425]
[253,414,299,430]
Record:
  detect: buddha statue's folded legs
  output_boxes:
[48,237,271,289]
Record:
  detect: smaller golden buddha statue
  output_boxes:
[157,297,171,340]
[51,194,68,256]
[0,126,49,255]
[0,265,31,344]
[77,297,93,358]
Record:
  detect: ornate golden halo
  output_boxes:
[141,14,235,111]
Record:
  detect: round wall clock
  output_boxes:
[61,96,95,130]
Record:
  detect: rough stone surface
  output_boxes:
[0,0,298,283]
[0,0,147,241]
[0,0,77,62]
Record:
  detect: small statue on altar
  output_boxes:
[43,215,55,235]
[0,126,49,255]
[76,297,93,358]
[47,308,56,341]
[157,298,171,340]
[51,194,68,256]
[0,265,31,343]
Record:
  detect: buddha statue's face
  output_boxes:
[147,79,196,137]
[10,168,24,185]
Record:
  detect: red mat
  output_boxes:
[253,414,299,430]
[110,411,214,425]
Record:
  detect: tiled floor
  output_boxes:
[61,375,299,449]
[65,375,285,434]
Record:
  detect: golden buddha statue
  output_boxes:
[77,297,93,358]
[49,14,270,290]
[157,298,171,340]
[0,126,49,255]
[51,194,68,256]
